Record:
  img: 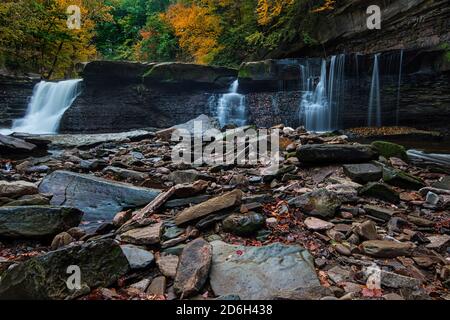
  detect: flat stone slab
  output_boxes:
[209,241,320,300]
[343,163,382,184]
[39,170,161,221]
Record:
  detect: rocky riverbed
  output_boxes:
[0,116,449,300]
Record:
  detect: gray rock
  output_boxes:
[288,189,341,218]
[343,163,382,183]
[0,239,129,299]
[296,144,377,165]
[209,240,320,300]
[432,176,450,190]
[0,133,37,153]
[222,212,265,236]
[358,182,400,204]
[164,195,211,208]
[0,180,38,199]
[174,238,212,297]
[3,193,50,206]
[382,167,425,190]
[361,240,415,258]
[39,170,161,221]
[103,166,148,181]
[0,206,83,239]
[168,169,215,184]
[120,244,154,270]
[363,205,395,222]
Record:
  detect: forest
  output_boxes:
[0,0,335,78]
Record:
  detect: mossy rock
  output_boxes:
[371,141,408,161]
[358,182,400,204]
[382,167,425,190]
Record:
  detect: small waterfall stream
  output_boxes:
[2,79,82,135]
[216,80,247,127]
[368,53,381,127]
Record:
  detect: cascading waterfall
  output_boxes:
[216,80,247,127]
[2,79,82,135]
[299,55,346,132]
[396,49,404,125]
[368,53,381,127]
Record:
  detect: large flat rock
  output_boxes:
[39,171,161,221]
[0,206,83,239]
[297,144,378,165]
[209,241,320,300]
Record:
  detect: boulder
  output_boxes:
[175,189,243,225]
[39,170,161,221]
[288,189,341,218]
[382,167,425,190]
[358,182,400,204]
[0,239,130,299]
[296,144,377,165]
[361,240,415,258]
[120,245,155,270]
[209,241,320,300]
[371,141,408,161]
[222,212,265,236]
[343,163,382,184]
[174,238,212,297]
[0,206,83,239]
[0,180,38,199]
[0,133,37,154]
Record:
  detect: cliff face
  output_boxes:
[0,75,39,128]
[276,0,450,58]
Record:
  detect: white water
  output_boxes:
[217,80,247,127]
[1,79,82,135]
[368,53,381,127]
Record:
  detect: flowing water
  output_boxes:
[216,80,247,127]
[1,79,82,135]
[368,54,381,127]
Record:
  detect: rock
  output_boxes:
[168,169,215,184]
[175,189,243,225]
[66,227,85,240]
[0,180,38,199]
[4,193,50,206]
[371,141,408,161]
[327,265,351,283]
[130,278,151,292]
[432,176,450,190]
[363,205,395,222]
[382,167,425,190]
[379,271,421,289]
[358,182,400,203]
[209,241,320,300]
[425,235,450,251]
[361,240,415,258]
[296,144,377,165]
[222,212,265,236]
[0,239,129,299]
[0,206,83,239]
[39,170,161,221]
[112,210,132,227]
[173,180,209,198]
[325,184,359,203]
[174,238,212,297]
[288,189,341,218]
[120,245,154,270]
[26,165,49,173]
[102,166,148,181]
[304,217,334,231]
[120,222,162,245]
[425,191,440,205]
[0,134,37,154]
[171,114,221,139]
[334,243,352,256]
[147,276,166,296]
[343,163,382,183]
[355,220,378,240]
[157,254,179,278]
[383,293,405,300]
[80,159,108,171]
[164,195,212,208]
[50,232,75,250]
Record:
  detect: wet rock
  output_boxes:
[39,170,161,221]
[102,166,148,181]
[0,206,83,239]
[175,189,243,225]
[168,169,215,184]
[371,141,408,161]
[361,240,415,258]
[425,191,440,205]
[120,222,162,245]
[174,238,212,297]
[209,241,320,300]
[355,220,378,240]
[157,254,179,278]
[222,212,265,236]
[120,244,154,270]
[0,180,38,199]
[343,163,382,184]
[288,189,341,218]
[304,217,334,231]
[50,231,75,250]
[363,205,395,222]
[358,182,400,203]
[296,144,377,165]
[382,167,425,190]
[0,239,129,299]
[147,276,166,296]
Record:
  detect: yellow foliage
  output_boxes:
[256,0,295,26]
[311,0,336,13]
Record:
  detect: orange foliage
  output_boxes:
[256,0,295,26]
[311,0,336,13]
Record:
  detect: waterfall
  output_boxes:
[2,79,82,135]
[396,49,403,125]
[368,54,381,127]
[216,80,247,127]
[299,55,346,132]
